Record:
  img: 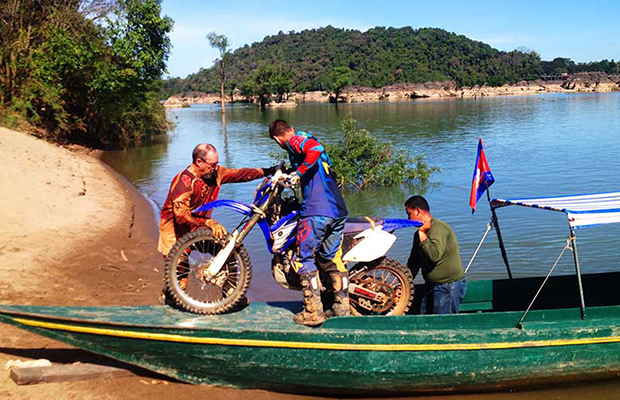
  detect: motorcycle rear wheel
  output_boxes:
[164,228,252,314]
[348,257,414,316]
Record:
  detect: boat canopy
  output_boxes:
[491,191,620,229]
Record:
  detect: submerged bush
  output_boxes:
[327,116,439,190]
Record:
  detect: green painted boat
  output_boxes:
[2,270,620,394]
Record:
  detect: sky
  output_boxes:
[161,0,620,78]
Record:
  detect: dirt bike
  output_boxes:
[164,163,421,316]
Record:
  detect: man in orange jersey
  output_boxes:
[158,143,274,256]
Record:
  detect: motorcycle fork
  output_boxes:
[236,195,273,244]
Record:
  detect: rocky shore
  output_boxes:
[163,72,620,108]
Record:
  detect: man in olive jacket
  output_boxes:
[405,195,467,314]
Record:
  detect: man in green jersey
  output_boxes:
[405,195,466,314]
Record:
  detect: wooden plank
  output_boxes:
[10,363,135,385]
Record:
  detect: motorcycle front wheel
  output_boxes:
[164,228,252,314]
[348,257,414,316]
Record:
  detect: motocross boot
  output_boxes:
[294,272,326,327]
[328,271,351,317]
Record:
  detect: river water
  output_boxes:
[103,92,620,398]
[104,92,620,299]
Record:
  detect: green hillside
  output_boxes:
[163,26,544,97]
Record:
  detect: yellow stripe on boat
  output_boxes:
[13,317,620,352]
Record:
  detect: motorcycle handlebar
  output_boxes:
[278,178,295,188]
[269,161,297,188]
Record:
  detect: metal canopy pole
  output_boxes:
[570,229,587,320]
[464,222,493,274]
[487,191,513,279]
[516,237,572,329]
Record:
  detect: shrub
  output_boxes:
[327,116,440,190]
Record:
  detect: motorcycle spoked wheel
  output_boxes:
[164,228,252,315]
[348,257,414,316]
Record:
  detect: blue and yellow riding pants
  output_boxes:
[296,216,347,275]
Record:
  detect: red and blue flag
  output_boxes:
[469,139,495,213]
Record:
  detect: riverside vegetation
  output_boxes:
[162,26,620,101]
[328,116,438,190]
[0,0,172,146]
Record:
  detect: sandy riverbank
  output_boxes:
[0,127,316,400]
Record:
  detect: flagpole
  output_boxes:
[486,189,513,279]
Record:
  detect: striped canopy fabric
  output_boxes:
[491,192,620,229]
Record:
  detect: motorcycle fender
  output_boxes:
[342,227,397,263]
[193,199,253,215]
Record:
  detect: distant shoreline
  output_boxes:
[164,72,620,108]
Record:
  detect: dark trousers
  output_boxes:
[420,278,467,314]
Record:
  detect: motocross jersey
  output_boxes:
[286,132,348,218]
[158,166,264,256]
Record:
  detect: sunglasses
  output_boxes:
[199,158,218,169]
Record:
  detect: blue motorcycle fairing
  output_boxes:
[383,218,422,231]
[193,199,253,215]
[253,181,272,206]
[257,220,274,251]
[269,210,299,254]
[271,210,299,231]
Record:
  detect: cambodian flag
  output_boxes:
[469,139,495,213]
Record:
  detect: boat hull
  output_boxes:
[1,302,620,394]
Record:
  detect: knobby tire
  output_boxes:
[164,228,252,314]
[349,257,414,316]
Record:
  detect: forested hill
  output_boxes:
[163,26,545,96]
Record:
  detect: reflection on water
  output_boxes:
[104,92,620,294]
[344,182,442,220]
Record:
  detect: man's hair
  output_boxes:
[269,119,292,138]
[404,195,430,212]
[192,143,217,163]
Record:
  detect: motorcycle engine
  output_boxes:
[271,251,302,291]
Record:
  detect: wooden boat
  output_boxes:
[2,269,620,394]
[2,191,620,394]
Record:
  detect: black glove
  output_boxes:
[262,165,278,176]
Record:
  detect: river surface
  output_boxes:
[103,92,620,398]
[104,92,620,300]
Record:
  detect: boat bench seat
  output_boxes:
[460,280,494,312]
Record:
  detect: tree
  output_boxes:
[329,66,352,102]
[243,63,274,107]
[271,67,294,102]
[228,79,238,103]
[240,63,293,106]
[1,0,173,145]
[206,32,230,112]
